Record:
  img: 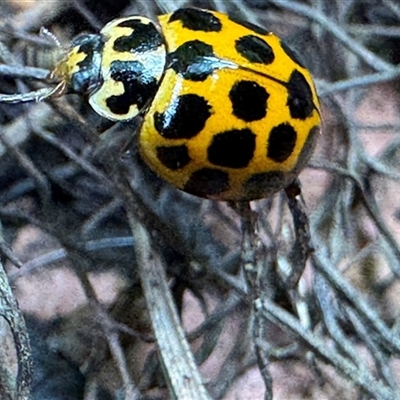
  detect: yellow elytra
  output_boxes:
[29,8,323,201]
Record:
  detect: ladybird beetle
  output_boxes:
[36,8,322,201]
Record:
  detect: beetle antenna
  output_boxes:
[0,81,66,104]
[39,27,63,49]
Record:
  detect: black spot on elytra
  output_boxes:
[168,40,223,81]
[229,80,269,121]
[169,8,222,32]
[267,123,297,163]
[287,70,314,120]
[156,145,191,170]
[70,34,103,93]
[154,94,211,139]
[235,35,274,64]
[113,19,163,53]
[184,168,229,197]
[244,171,285,200]
[280,41,305,68]
[106,60,158,115]
[228,14,270,35]
[208,129,256,168]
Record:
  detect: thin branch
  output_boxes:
[0,64,49,81]
[269,0,393,72]
[318,66,400,96]
[124,207,212,400]
[0,260,33,400]
[257,298,400,400]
